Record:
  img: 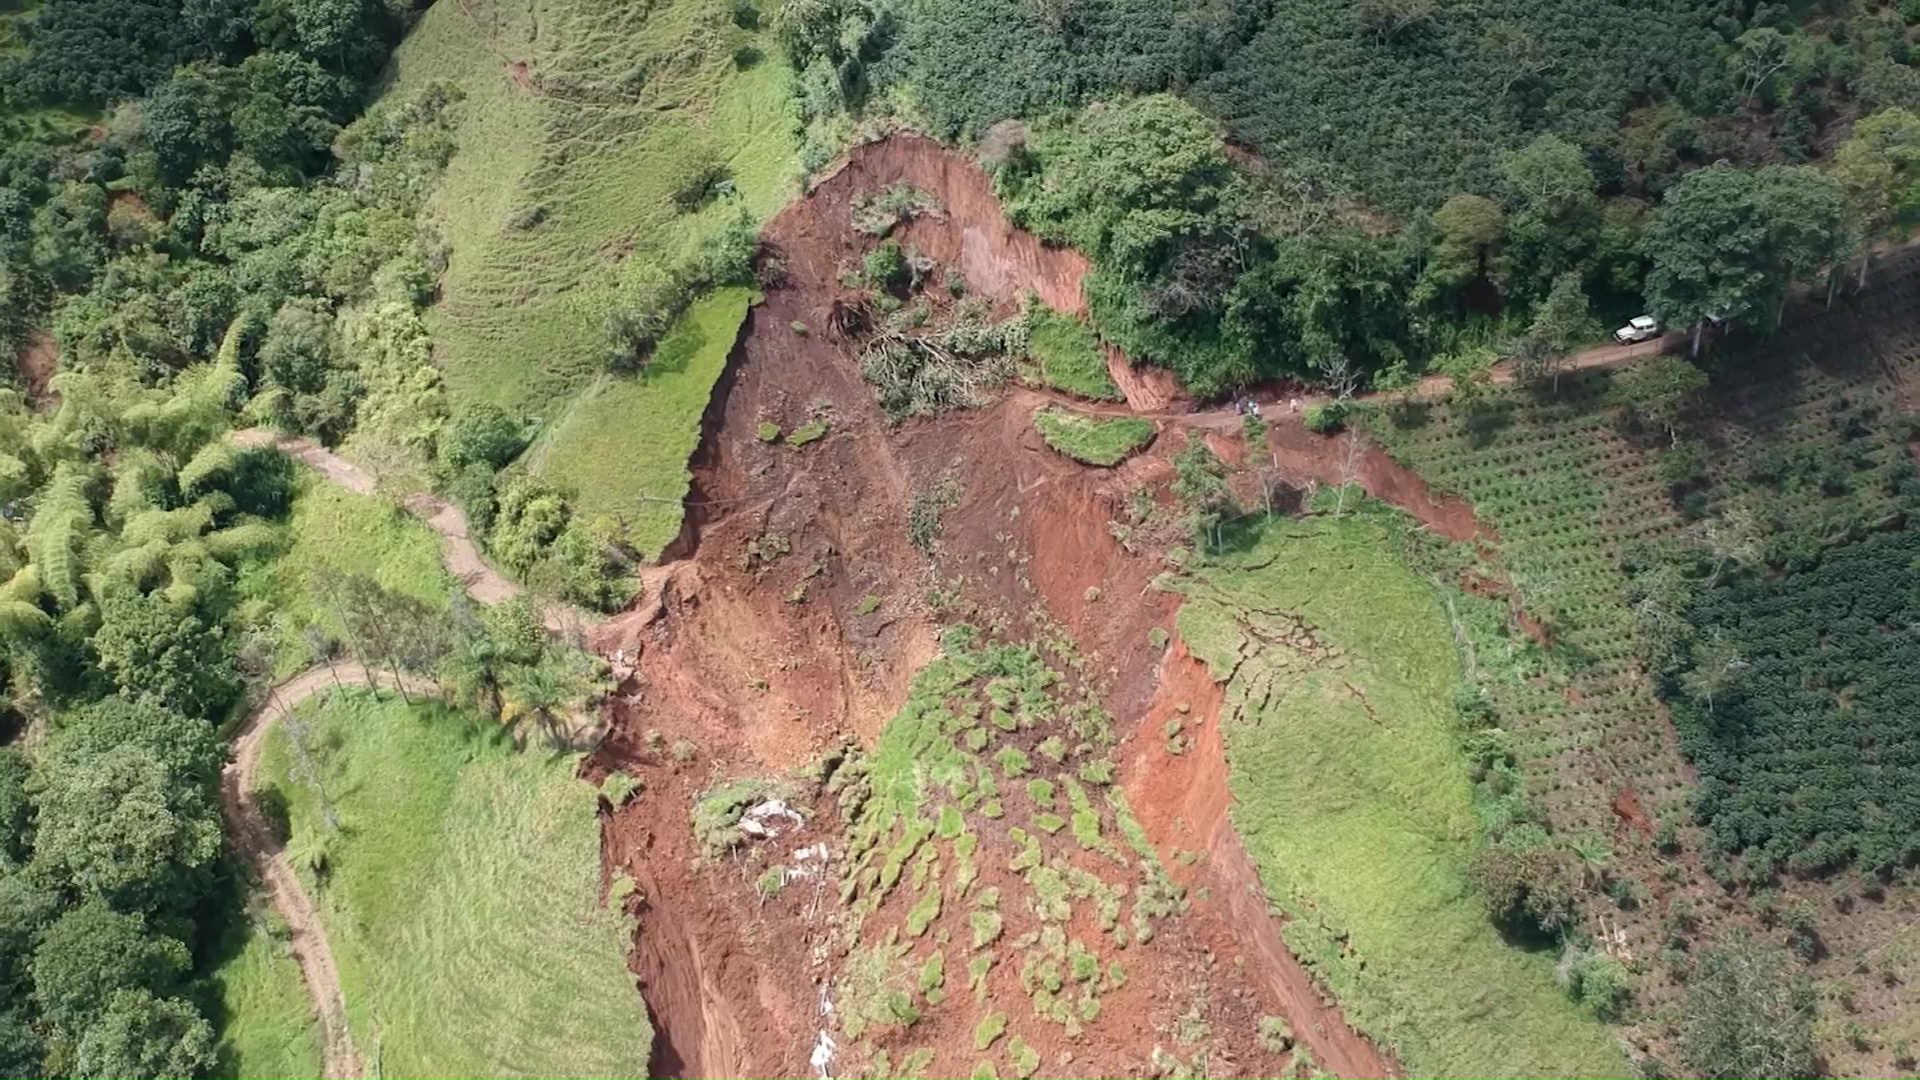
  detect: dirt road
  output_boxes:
[222,663,435,1080]
[221,432,600,1080]
[232,429,590,635]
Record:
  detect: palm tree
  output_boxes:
[1569,834,1614,891]
[501,660,579,749]
[440,627,505,719]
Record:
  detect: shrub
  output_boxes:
[599,771,641,807]
[860,240,909,292]
[1304,402,1348,434]
[1680,932,1815,1080]
[440,402,526,472]
[1557,947,1633,1020]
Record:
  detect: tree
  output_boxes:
[440,598,506,718]
[439,402,525,473]
[999,94,1240,280]
[31,902,192,1035]
[1642,164,1841,353]
[1517,272,1601,390]
[1729,28,1792,107]
[1680,932,1816,1079]
[317,570,447,696]
[91,591,244,720]
[1470,825,1577,938]
[73,989,215,1080]
[1355,0,1434,45]
[0,750,30,867]
[501,657,591,748]
[1171,437,1236,552]
[1832,108,1920,289]
[30,742,223,909]
[32,698,223,910]
[1502,135,1597,221]
[1753,166,1847,327]
[1422,194,1506,302]
[1607,356,1708,444]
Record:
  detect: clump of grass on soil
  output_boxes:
[258,691,652,1077]
[1022,306,1120,401]
[1033,407,1154,467]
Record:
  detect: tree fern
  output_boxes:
[175,442,242,499]
[26,463,95,612]
[105,449,171,529]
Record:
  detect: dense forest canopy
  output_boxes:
[782,0,1920,395]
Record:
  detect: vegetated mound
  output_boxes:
[1033,407,1156,467]
[586,134,1410,1079]
[1361,248,1920,1076]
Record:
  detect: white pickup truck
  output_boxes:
[1613,315,1660,345]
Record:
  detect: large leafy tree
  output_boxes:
[31,902,191,1035]
[73,989,216,1080]
[90,591,244,720]
[31,698,223,910]
[1642,163,1843,352]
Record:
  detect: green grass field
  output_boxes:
[1032,406,1153,466]
[525,286,756,559]
[206,912,324,1080]
[235,475,456,679]
[258,690,651,1078]
[378,0,798,557]
[1174,515,1627,1078]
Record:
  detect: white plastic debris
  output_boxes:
[739,799,804,840]
[810,1031,836,1079]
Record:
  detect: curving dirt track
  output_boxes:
[222,663,435,1080]
[220,433,600,1080]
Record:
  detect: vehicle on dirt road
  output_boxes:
[1613,315,1661,344]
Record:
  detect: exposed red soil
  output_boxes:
[589,134,1484,1079]
[1264,417,1486,544]
[1611,785,1654,838]
[1121,643,1398,1078]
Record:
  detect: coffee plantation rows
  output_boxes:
[1365,247,1920,1074]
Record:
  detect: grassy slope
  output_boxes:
[380,0,797,552]
[259,692,650,1078]
[525,286,756,558]
[1175,516,1626,1078]
[234,475,455,679]
[207,915,325,1080]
